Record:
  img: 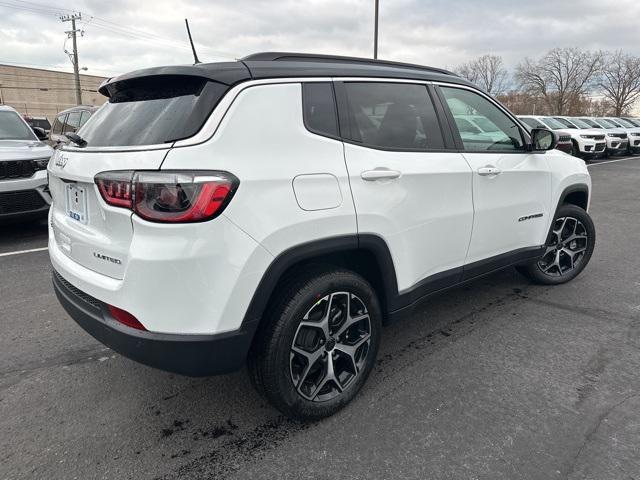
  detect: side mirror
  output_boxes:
[32,126,48,141]
[530,128,557,152]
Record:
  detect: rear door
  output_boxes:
[338,81,474,295]
[436,84,552,267]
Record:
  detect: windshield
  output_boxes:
[626,118,640,127]
[616,118,634,128]
[0,111,37,141]
[597,119,615,128]
[541,117,566,129]
[78,76,228,147]
[569,118,591,129]
[554,117,577,129]
[520,118,544,130]
[578,118,600,128]
[606,119,622,127]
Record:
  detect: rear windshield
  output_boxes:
[78,76,228,147]
[0,111,36,141]
[27,118,51,129]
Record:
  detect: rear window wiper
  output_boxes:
[66,132,88,148]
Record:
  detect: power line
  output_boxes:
[3,0,239,58]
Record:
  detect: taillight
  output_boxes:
[108,304,146,331]
[95,170,238,223]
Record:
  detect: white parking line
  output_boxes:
[588,156,639,167]
[0,247,48,258]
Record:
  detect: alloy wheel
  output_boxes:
[537,216,588,277]
[289,292,372,402]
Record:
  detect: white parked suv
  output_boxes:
[550,116,607,158]
[576,117,629,156]
[602,118,640,154]
[0,105,53,221]
[49,53,595,420]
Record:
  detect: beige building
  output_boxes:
[0,64,108,122]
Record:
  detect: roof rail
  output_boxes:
[241,52,454,76]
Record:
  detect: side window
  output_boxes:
[64,111,82,134]
[78,111,91,128]
[302,83,339,137]
[440,86,524,152]
[343,82,444,150]
[52,114,66,135]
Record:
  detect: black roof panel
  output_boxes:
[98,52,471,97]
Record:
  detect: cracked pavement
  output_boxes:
[1,157,640,479]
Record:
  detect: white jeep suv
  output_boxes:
[0,105,53,221]
[49,53,595,420]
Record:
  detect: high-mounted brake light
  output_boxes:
[95,170,238,223]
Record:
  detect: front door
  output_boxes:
[437,85,552,267]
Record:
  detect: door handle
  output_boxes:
[361,168,402,181]
[477,166,502,176]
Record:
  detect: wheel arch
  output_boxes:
[242,235,399,338]
[558,183,589,211]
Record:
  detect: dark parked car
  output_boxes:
[23,116,52,134]
[49,105,98,148]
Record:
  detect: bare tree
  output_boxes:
[515,48,603,115]
[456,54,509,95]
[599,50,640,116]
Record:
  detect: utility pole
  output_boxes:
[60,13,83,105]
[373,0,379,59]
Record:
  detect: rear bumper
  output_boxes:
[53,269,256,376]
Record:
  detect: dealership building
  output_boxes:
[0,64,108,122]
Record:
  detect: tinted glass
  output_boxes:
[64,111,82,133]
[616,118,634,127]
[540,117,566,129]
[343,82,444,150]
[554,118,577,129]
[597,119,615,128]
[0,111,37,141]
[454,117,482,134]
[578,118,600,128]
[569,118,591,129]
[78,77,228,147]
[520,118,545,130]
[625,118,640,127]
[303,83,339,137]
[441,87,523,151]
[78,111,91,128]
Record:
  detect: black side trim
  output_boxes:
[241,234,546,328]
[53,270,255,376]
[386,245,546,322]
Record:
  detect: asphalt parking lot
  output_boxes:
[2,156,640,480]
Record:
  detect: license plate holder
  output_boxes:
[65,183,88,224]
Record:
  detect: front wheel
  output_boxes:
[248,268,382,420]
[517,204,595,285]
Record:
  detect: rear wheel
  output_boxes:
[248,268,382,420]
[517,204,595,285]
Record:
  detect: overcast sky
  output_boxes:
[1,0,640,78]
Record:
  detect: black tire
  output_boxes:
[517,204,595,285]
[248,267,382,421]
